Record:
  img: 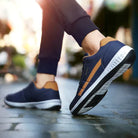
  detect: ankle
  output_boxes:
[35,73,55,88]
[82,30,105,56]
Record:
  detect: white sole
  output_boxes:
[5,99,61,110]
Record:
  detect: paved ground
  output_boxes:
[0,77,138,138]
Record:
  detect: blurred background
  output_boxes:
[0,0,137,83]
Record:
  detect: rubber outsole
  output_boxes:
[4,99,61,111]
[71,47,136,115]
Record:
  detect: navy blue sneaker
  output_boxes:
[4,81,61,110]
[70,37,136,115]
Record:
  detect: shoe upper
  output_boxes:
[5,81,61,103]
[70,37,125,109]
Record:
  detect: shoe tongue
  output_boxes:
[100,37,116,47]
[44,81,58,91]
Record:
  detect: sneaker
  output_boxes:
[4,81,61,110]
[70,37,136,115]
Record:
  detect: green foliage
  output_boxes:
[12,54,26,69]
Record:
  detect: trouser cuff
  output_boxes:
[37,58,58,76]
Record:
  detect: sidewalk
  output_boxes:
[0,77,138,138]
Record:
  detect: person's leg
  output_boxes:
[36,1,64,88]
[47,0,135,115]
[49,0,104,55]
[36,0,103,87]
[4,0,65,110]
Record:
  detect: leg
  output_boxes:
[4,0,65,110]
[48,0,135,115]
[49,0,104,55]
[36,0,103,87]
[36,1,64,87]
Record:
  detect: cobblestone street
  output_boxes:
[0,77,138,138]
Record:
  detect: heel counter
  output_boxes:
[44,81,59,91]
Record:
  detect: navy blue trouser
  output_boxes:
[37,0,98,75]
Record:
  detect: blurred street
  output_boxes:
[0,77,138,138]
